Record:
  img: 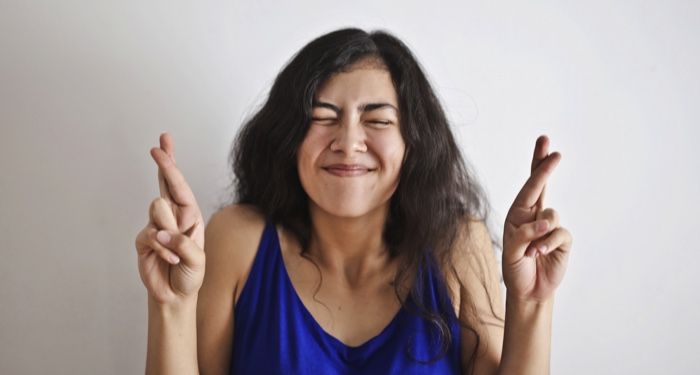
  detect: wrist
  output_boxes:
[499,293,554,374]
[506,292,554,308]
[505,293,554,321]
[148,294,199,317]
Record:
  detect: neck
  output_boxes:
[307,203,393,287]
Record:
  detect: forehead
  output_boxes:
[315,65,398,106]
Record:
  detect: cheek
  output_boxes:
[297,130,327,176]
[372,135,405,172]
[296,146,313,179]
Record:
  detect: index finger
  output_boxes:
[158,132,176,202]
[150,147,197,207]
[158,168,174,203]
[513,151,561,209]
[160,132,176,164]
[531,135,550,209]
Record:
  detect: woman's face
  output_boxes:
[297,63,405,219]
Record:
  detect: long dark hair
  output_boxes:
[227,28,503,370]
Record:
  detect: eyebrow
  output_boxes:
[312,101,398,114]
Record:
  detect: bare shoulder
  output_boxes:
[445,217,498,303]
[196,203,266,374]
[204,203,267,298]
[448,216,500,288]
[208,203,266,242]
[446,216,505,372]
[454,216,504,319]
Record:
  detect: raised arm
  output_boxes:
[135,132,205,374]
[454,135,573,375]
[499,135,573,374]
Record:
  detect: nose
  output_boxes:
[329,115,367,153]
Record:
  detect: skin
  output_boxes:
[296,64,405,285]
[502,136,571,303]
[496,136,573,374]
[136,136,205,305]
[278,64,410,346]
[136,63,573,374]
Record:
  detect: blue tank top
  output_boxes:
[230,222,462,374]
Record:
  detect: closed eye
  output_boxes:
[366,120,394,128]
[311,118,393,126]
[311,117,337,124]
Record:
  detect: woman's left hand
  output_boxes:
[502,135,573,303]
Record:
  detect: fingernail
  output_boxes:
[156,230,171,244]
[170,254,180,264]
[536,220,549,232]
[539,244,548,254]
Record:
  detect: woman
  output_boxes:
[135,28,573,374]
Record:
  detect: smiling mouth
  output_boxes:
[322,166,376,177]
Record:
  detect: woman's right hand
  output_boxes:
[134,132,206,306]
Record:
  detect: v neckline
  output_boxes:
[271,224,406,352]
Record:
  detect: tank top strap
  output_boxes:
[233,220,277,317]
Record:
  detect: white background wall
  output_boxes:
[1,1,698,373]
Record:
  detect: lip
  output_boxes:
[322,164,376,177]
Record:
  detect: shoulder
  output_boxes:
[196,204,267,374]
[446,216,505,371]
[208,203,266,231]
[448,216,499,284]
[203,203,267,300]
[444,217,497,316]
[451,216,504,320]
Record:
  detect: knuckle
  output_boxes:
[541,208,558,222]
[135,227,151,247]
[149,197,168,218]
[144,226,156,238]
[552,228,570,247]
[556,226,568,237]
[550,227,563,240]
[148,198,160,220]
[149,197,160,214]
[551,210,560,226]
[563,228,573,243]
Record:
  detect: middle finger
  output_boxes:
[513,152,561,209]
[531,135,550,209]
[150,147,197,207]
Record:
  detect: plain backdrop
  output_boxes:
[1,0,698,374]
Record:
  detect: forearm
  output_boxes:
[497,294,554,375]
[146,296,200,375]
